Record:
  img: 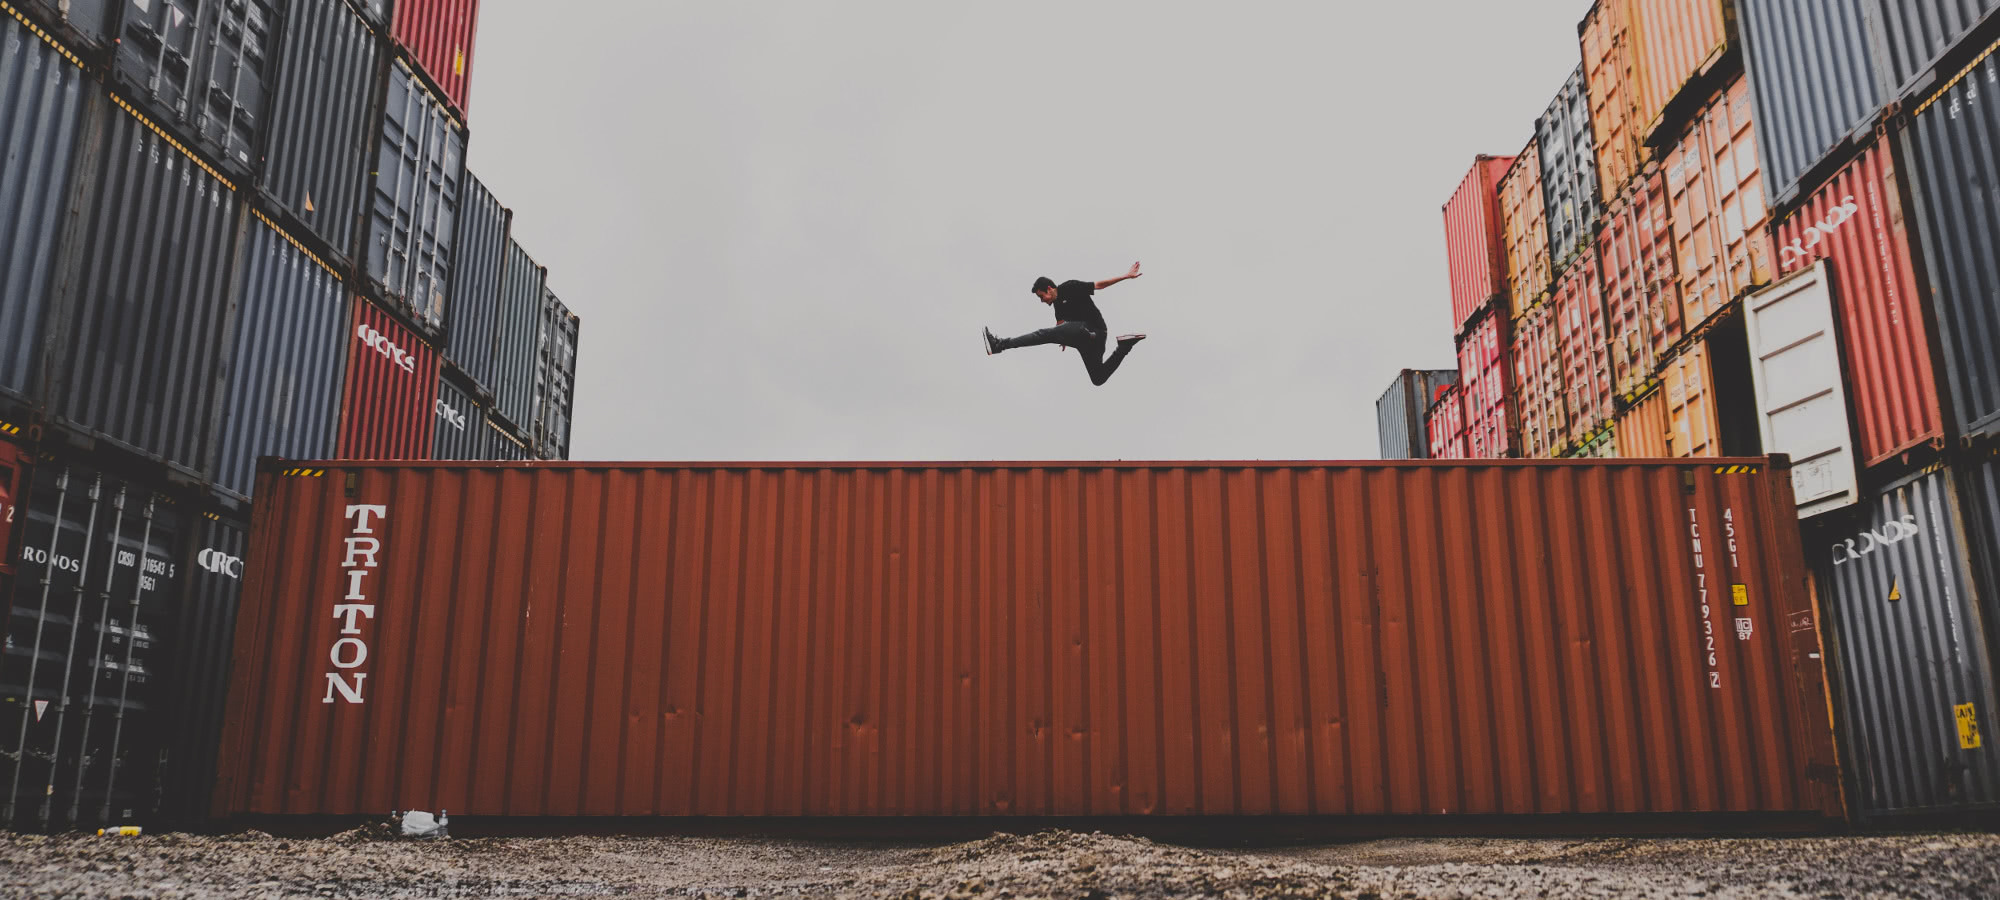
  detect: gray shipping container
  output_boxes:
[259,0,380,269]
[1536,65,1601,273]
[108,0,277,180]
[211,216,346,501]
[432,375,485,460]
[1814,467,2000,817]
[158,512,244,823]
[346,0,390,29]
[446,172,508,393]
[0,14,88,404]
[490,236,544,431]
[532,286,577,460]
[14,0,116,53]
[1376,369,1459,460]
[1901,46,2000,439]
[364,58,463,335]
[1872,0,2000,101]
[1739,0,1886,207]
[45,100,239,476]
[484,418,531,461]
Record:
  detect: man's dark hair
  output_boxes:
[1032,276,1056,294]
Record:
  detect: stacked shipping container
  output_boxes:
[1376,369,1458,459]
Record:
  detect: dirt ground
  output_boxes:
[3,826,1998,899]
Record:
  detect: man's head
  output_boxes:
[1032,276,1058,304]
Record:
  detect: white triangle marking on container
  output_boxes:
[34,700,49,721]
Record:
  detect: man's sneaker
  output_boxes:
[983,327,1002,356]
[1116,333,1147,348]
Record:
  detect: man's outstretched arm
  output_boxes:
[1094,261,1144,291]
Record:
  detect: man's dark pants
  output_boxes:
[993,322,1135,386]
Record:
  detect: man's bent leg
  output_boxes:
[1080,337,1138,386]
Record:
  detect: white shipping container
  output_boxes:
[1743,262,1860,518]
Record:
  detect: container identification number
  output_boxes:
[1691,508,1721,689]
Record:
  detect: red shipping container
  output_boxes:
[391,0,480,119]
[1500,143,1553,318]
[1443,155,1516,333]
[1771,140,1944,468]
[1512,302,1567,459]
[338,300,440,460]
[1427,386,1467,459]
[0,435,22,583]
[1556,252,1617,446]
[213,459,1843,821]
[1634,0,1730,135]
[1665,74,1775,335]
[1460,310,1517,458]
[1598,165,1685,402]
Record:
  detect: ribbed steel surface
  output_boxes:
[1619,384,1674,457]
[0,437,21,581]
[1459,310,1517,458]
[1964,452,2000,644]
[1442,155,1514,334]
[364,59,464,335]
[1556,251,1617,446]
[1598,165,1686,402]
[1539,65,1603,274]
[1377,370,1459,460]
[0,12,86,402]
[213,459,1840,821]
[1583,0,1652,195]
[432,376,484,461]
[1426,386,1467,460]
[1512,302,1568,459]
[445,172,508,393]
[346,0,390,28]
[491,236,545,430]
[1772,141,1943,467]
[336,299,439,461]
[1901,43,2000,438]
[48,98,239,476]
[389,0,477,119]
[12,0,115,52]
[107,0,276,180]
[531,287,578,460]
[1663,341,1724,457]
[214,216,348,501]
[1666,74,1776,335]
[1813,467,2000,816]
[1739,0,1885,206]
[159,512,246,823]
[482,418,531,461]
[1871,0,2000,100]
[261,0,381,268]
[1635,0,1732,134]
[1500,143,1552,318]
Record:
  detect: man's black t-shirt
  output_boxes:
[1052,280,1107,334]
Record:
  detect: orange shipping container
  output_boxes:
[1581,0,1651,195]
[1512,303,1568,459]
[1634,0,1731,135]
[1598,165,1686,401]
[1500,143,1552,318]
[1665,74,1773,337]
[213,460,1842,822]
[1620,341,1724,458]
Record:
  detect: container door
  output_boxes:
[1743,262,1861,518]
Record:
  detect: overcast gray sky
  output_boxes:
[467,2,1588,461]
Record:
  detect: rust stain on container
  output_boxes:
[1500,143,1553,318]
[1665,74,1775,335]
[214,460,1841,821]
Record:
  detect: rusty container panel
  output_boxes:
[1557,251,1618,447]
[212,459,1842,821]
[1500,143,1553,318]
[1427,386,1468,460]
[1459,310,1517,458]
[1599,165,1688,402]
[1443,155,1517,335]
[1634,0,1733,135]
[1771,140,1944,468]
[336,300,440,461]
[1511,303,1568,459]
[1583,0,1654,195]
[1666,74,1776,335]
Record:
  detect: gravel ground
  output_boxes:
[3,826,1998,899]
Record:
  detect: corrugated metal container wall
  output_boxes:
[1441,155,1515,334]
[108,0,275,180]
[1427,386,1467,460]
[1902,44,2000,439]
[1772,140,1943,467]
[1538,65,1604,274]
[365,59,463,335]
[337,299,439,461]
[1662,342,1725,457]
[1813,468,2000,817]
[347,0,390,28]
[1872,0,2000,100]
[1665,74,1775,335]
[159,513,245,822]
[1512,303,1568,459]
[48,100,239,476]
[482,419,530,461]
[1619,384,1674,457]
[432,376,484,461]
[213,215,347,501]
[1570,427,1619,457]
[1599,166,1686,401]
[531,287,577,460]
[0,438,22,580]
[1377,370,1459,460]
[14,0,116,53]
[446,172,506,393]
[1738,0,1884,206]
[0,14,87,403]
[1966,452,2000,640]
[1634,0,1732,135]
[1499,144,1552,318]
[259,0,380,269]
[213,460,1841,821]
[1582,0,1652,195]
[1459,311,1516,458]
[389,0,477,119]
[3,461,188,830]
[490,237,544,430]
[1556,251,1617,446]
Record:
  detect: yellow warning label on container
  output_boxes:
[455,48,465,76]
[1732,584,1748,606]
[1889,581,1903,603]
[1957,703,1982,750]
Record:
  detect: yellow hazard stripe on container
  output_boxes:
[1,2,87,69]
[250,210,340,280]
[0,421,20,436]
[108,94,238,192]
[1915,37,2000,118]
[281,467,327,478]
[1713,465,1761,475]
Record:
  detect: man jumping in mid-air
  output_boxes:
[982,262,1147,386]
